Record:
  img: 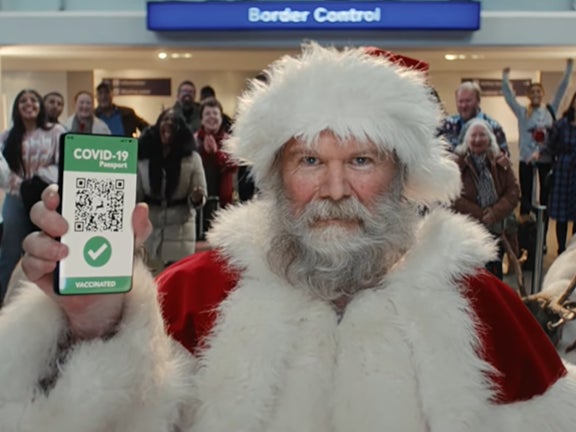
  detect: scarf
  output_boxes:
[196,126,226,151]
[470,153,497,209]
[70,115,93,134]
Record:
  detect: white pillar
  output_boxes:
[0,54,5,132]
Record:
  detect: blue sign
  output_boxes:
[147,1,481,32]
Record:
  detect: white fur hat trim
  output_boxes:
[225,42,461,204]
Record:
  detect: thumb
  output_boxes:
[132,203,152,247]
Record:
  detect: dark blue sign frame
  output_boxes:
[147,1,481,32]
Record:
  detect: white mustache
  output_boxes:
[299,198,372,226]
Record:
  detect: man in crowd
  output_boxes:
[94,81,149,136]
[438,80,510,154]
[43,91,65,124]
[173,79,201,133]
[2,44,576,431]
[199,84,217,102]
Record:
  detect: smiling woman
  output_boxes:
[195,98,237,239]
[452,118,520,279]
[137,108,207,271]
[0,89,65,303]
[64,91,111,135]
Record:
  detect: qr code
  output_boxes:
[74,178,125,232]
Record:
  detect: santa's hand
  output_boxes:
[21,185,152,339]
[22,185,69,291]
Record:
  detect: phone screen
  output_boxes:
[55,133,138,295]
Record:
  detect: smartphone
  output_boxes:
[54,133,138,295]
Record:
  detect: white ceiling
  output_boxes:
[1,45,576,72]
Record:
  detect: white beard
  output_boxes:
[266,177,418,301]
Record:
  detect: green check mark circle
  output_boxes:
[83,236,112,267]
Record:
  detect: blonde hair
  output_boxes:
[456,81,481,103]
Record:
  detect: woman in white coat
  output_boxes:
[137,108,206,271]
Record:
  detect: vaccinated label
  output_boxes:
[58,134,137,295]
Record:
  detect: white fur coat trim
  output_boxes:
[0,260,195,432]
[202,201,576,431]
[479,365,576,432]
[543,235,576,362]
[2,200,574,431]
[198,203,510,431]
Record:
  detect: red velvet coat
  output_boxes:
[157,249,565,405]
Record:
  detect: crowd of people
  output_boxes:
[0,43,576,431]
[0,79,252,302]
[0,50,575,302]
[438,61,576,278]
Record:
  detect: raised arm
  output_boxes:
[501,67,525,118]
[550,58,574,113]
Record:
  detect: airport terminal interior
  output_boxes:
[3,3,576,429]
[1,45,573,281]
[0,0,575,296]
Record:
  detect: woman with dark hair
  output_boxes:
[194,98,238,238]
[548,92,576,255]
[137,108,206,271]
[0,89,65,302]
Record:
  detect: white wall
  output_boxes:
[542,71,576,115]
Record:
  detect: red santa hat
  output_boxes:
[226,43,459,204]
[363,46,429,74]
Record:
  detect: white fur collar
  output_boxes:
[207,199,497,276]
[196,202,500,432]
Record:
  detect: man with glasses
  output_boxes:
[173,80,202,133]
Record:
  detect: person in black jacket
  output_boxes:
[95,82,149,137]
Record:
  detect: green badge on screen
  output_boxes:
[84,236,112,267]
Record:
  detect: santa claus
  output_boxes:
[2,43,576,432]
